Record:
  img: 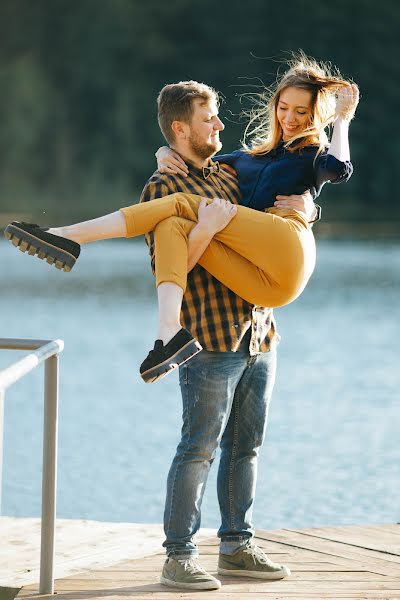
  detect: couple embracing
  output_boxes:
[5,53,358,590]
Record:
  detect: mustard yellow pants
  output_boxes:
[120,193,316,308]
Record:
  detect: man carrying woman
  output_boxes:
[5,54,358,590]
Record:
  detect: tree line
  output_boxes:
[0,0,398,224]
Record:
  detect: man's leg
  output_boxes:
[216,346,290,580]
[160,347,249,589]
[217,346,276,542]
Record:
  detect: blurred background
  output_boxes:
[0,0,399,530]
[0,0,399,228]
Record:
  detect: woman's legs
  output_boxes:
[47,191,314,307]
[145,195,316,308]
[157,282,184,344]
[10,192,313,306]
[202,207,316,307]
[154,213,315,308]
[52,210,190,346]
[49,211,127,244]
[5,191,315,382]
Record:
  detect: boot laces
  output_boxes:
[243,543,270,565]
[178,557,207,575]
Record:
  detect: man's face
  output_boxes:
[187,99,224,160]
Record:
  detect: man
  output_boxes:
[140,81,318,591]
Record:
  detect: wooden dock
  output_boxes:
[16,524,400,599]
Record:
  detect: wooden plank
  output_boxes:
[19,577,400,591]
[254,537,394,569]
[77,561,365,574]
[52,572,400,584]
[19,581,400,595]
[347,524,400,541]
[169,534,396,568]
[259,527,393,560]
[350,524,400,534]
[18,594,400,600]
[284,525,400,557]
[101,540,343,568]
[256,529,400,576]
[17,584,400,600]
[17,525,400,600]
[83,553,367,576]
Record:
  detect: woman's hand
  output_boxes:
[335,83,359,121]
[155,146,189,177]
[197,198,238,236]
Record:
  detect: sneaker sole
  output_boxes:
[141,339,202,384]
[160,575,221,590]
[4,224,77,272]
[218,566,290,580]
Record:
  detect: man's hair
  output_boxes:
[157,81,219,144]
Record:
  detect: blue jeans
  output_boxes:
[163,338,277,557]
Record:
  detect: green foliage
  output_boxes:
[0,0,399,222]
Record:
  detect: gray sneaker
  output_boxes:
[218,542,290,580]
[160,556,222,590]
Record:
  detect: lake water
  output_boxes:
[0,237,399,531]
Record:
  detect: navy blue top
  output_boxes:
[215,143,353,211]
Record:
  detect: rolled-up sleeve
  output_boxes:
[315,153,353,186]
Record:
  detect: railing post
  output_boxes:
[39,355,59,595]
[0,389,4,515]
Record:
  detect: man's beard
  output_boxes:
[188,132,222,161]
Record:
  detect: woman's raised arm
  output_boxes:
[328,83,359,162]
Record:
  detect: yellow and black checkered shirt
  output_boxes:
[139,160,279,354]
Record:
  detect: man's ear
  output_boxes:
[171,120,188,140]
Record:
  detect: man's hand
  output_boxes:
[197,198,237,235]
[274,190,317,223]
[187,199,237,272]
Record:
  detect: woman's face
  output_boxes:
[276,87,313,141]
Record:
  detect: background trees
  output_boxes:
[0,0,398,224]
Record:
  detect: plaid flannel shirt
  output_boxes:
[139,159,279,354]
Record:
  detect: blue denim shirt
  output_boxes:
[215,143,353,211]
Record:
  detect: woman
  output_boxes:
[4,54,359,382]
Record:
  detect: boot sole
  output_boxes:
[4,224,77,272]
[141,339,202,383]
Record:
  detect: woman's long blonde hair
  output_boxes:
[243,52,351,156]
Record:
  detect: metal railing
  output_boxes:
[0,338,64,595]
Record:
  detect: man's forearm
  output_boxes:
[187,223,215,272]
